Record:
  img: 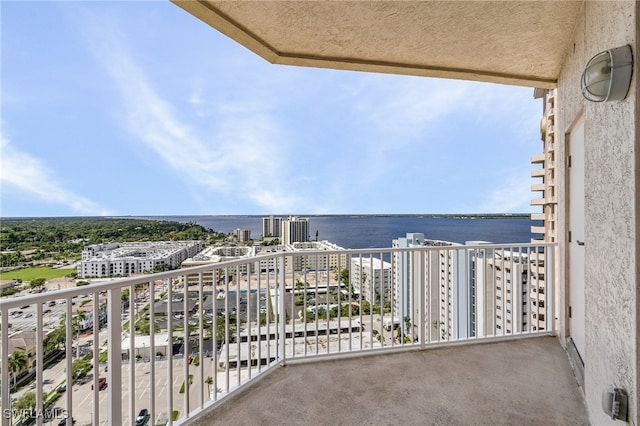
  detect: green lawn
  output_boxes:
[0,267,76,282]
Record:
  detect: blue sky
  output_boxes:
[1,1,542,217]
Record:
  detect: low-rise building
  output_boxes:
[79,241,203,278]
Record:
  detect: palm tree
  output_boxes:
[72,310,87,358]
[45,326,65,354]
[205,376,213,398]
[8,350,28,388]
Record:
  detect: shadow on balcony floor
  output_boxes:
[188,336,588,426]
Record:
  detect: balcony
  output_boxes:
[531,168,545,178]
[530,153,545,164]
[188,337,586,426]
[530,183,545,192]
[1,243,587,426]
[531,225,546,235]
[530,212,545,221]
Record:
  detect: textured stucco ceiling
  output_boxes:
[173,1,584,88]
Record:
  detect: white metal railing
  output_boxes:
[0,242,555,426]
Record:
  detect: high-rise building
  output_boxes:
[531,88,558,244]
[262,216,282,238]
[281,216,309,245]
[392,234,533,341]
[234,228,251,242]
[529,89,555,337]
[350,256,392,304]
[392,233,456,341]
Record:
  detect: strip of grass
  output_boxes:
[0,267,76,282]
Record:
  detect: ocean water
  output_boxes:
[151,215,538,249]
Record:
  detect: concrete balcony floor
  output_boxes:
[188,336,588,425]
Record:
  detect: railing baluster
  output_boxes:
[92,289,100,426]
[35,302,43,426]
[183,273,190,418]
[212,267,219,401]
[150,279,156,425]
[278,255,286,364]
[166,280,174,426]
[107,286,122,425]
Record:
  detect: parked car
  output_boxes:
[91,377,107,391]
[135,409,150,426]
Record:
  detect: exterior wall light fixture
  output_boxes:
[602,384,628,421]
[581,45,633,102]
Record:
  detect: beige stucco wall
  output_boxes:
[557,1,638,424]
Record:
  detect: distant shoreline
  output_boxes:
[2,213,532,220]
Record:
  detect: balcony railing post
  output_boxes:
[547,245,555,334]
[419,249,426,349]
[107,287,122,425]
[35,303,43,426]
[1,308,9,426]
[278,254,286,365]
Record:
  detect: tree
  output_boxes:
[71,358,90,380]
[209,314,237,343]
[12,391,35,411]
[338,268,357,298]
[8,350,28,387]
[29,277,46,290]
[45,326,66,353]
[205,376,213,396]
[72,311,87,358]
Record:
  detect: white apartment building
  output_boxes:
[253,245,288,274]
[281,216,309,245]
[392,234,533,341]
[181,246,255,285]
[78,241,203,278]
[392,233,456,340]
[289,241,348,272]
[473,248,531,337]
[350,256,392,304]
[262,216,282,238]
[180,240,347,278]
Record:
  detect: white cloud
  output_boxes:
[83,19,302,213]
[0,134,115,215]
[476,168,535,213]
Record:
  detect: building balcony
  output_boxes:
[530,212,545,221]
[531,168,545,178]
[530,183,545,192]
[531,153,545,164]
[1,243,587,426]
[531,225,546,234]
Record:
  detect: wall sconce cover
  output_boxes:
[602,384,628,421]
[581,45,633,102]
